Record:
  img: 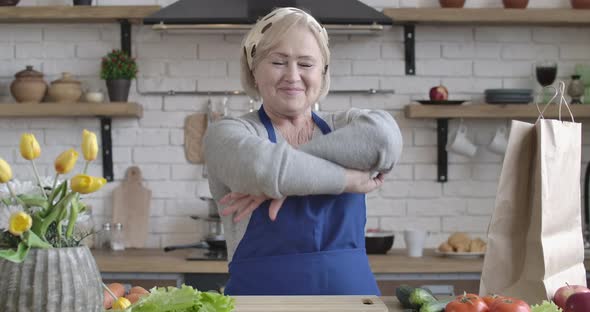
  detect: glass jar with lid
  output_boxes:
[568,75,585,105]
[96,222,112,250]
[110,223,125,251]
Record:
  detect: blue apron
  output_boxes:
[224,105,380,296]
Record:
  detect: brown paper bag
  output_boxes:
[480,114,586,303]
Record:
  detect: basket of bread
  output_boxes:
[437,232,486,258]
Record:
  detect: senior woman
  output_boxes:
[203,7,402,296]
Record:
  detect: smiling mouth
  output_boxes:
[279,88,305,95]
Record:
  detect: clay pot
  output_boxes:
[571,0,590,9]
[503,0,529,8]
[439,0,465,8]
[48,72,82,102]
[10,65,48,103]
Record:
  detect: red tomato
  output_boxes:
[445,293,489,312]
[482,294,505,307]
[489,297,531,312]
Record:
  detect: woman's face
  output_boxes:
[253,25,324,116]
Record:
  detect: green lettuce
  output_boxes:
[531,300,562,312]
[128,284,234,312]
[198,292,236,312]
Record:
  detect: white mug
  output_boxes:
[446,124,477,157]
[404,229,428,258]
[488,125,508,155]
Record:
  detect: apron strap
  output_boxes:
[258,105,277,143]
[312,111,331,135]
[258,105,332,143]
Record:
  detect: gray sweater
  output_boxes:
[203,108,403,262]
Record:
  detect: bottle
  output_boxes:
[97,222,112,250]
[111,223,125,251]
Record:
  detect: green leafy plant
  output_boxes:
[101,49,138,80]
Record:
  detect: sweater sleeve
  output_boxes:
[299,108,403,173]
[203,117,347,199]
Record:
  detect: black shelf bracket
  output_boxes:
[120,19,131,55]
[437,119,449,183]
[404,24,416,75]
[100,118,113,182]
[100,19,132,182]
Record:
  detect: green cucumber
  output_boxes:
[409,288,437,307]
[395,285,416,309]
[420,298,453,312]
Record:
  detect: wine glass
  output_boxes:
[535,61,557,103]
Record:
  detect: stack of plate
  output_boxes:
[485,89,533,104]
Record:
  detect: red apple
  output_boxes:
[429,85,448,101]
[553,284,590,310]
[565,292,590,312]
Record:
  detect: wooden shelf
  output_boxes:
[0,6,153,182]
[405,103,586,183]
[405,104,589,119]
[0,102,143,118]
[383,8,590,25]
[0,5,160,24]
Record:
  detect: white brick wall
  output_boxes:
[0,0,586,249]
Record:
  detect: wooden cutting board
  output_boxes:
[184,113,208,164]
[232,296,388,312]
[112,166,152,248]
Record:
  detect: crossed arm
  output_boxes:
[203,108,403,221]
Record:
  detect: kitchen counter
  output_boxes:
[93,248,487,274]
[93,248,590,274]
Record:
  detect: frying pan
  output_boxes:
[163,236,226,252]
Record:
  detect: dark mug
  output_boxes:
[73,0,92,5]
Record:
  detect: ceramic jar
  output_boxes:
[568,75,585,104]
[10,65,48,103]
[572,0,590,9]
[439,0,465,8]
[48,72,83,102]
[85,90,104,103]
[503,0,529,8]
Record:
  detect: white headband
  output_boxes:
[243,7,329,71]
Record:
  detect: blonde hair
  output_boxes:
[240,7,331,101]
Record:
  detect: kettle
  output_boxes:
[196,196,224,240]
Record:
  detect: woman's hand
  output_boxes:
[219,192,286,223]
[344,169,386,194]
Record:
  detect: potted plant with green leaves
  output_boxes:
[101,49,138,102]
[0,130,107,312]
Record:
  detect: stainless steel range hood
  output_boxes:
[144,0,393,34]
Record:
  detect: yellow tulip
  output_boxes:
[112,297,131,310]
[8,211,32,236]
[54,149,79,174]
[71,174,107,194]
[19,133,41,160]
[0,158,12,183]
[81,129,98,161]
